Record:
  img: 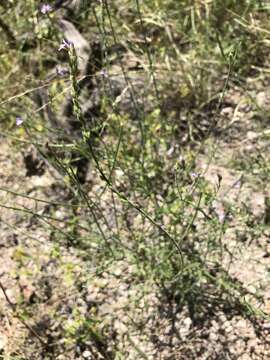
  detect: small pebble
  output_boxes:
[82,350,92,359]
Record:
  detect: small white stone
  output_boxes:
[0,335,7,350]
[56,355,66,360]
[82,350,92,358]
[209,332,218,341]
[183,317,192,330]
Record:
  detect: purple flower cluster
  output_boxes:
[41,3,53,14]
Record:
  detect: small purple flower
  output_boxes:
[233,179,242,189]
[56,65,69,77]
[191,172,200,179]
[58,39,74,51]
[16,117,24,126]
[41,3,53,14]
[100,69,108,78]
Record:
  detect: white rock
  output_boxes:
[0,335,7,350]
[82,350,92,359]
